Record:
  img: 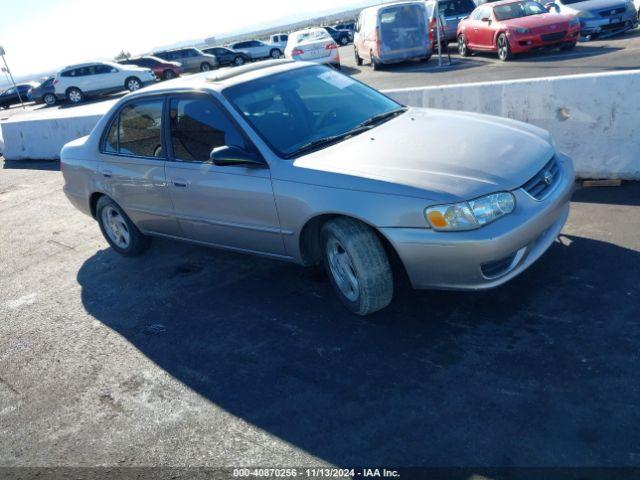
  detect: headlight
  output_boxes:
[576,10,596,18]
[512,27,531,34]
[425,192,516,231]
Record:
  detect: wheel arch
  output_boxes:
[89,191,106,219]
[298,213,409,281]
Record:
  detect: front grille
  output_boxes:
[522,157,560,200]
[481,252,518,278]
[541,31,567,42]
[601,21,628,31]
[598,6,626,16]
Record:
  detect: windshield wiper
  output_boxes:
[284,108,407,159]
[355,107,408,129]
[284,125,375,159]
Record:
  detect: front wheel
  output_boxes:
[200,62,212,72]
[321,218,393,316]
[497,33,513,61]
[355,47,363,66]
[66,87,84,104]
[43,93,57,106]
[125,77,142,92]
[163,69,177,80]
[233,55,245,66]
[458,34,471,56]
[96,196,150,257]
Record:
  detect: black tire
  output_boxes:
[560,41,577,50]
[321,218,393,316]
[233,55,245,66]
[370,51,381,70]
[355,48,363,66]
[96,196,151,257]
[340,36,349,46]
[66,87,84,104]
[125,76,142,92]
[458,34,471,56]
[270,49,282,59]
[163,69,177,80]
[332,63,342,70]
[200,62,212,72]
[497,33,512,61]
[423,53,432,63]
[43,93,57,106]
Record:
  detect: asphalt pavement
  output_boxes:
[1,160,639,469]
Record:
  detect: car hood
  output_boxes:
[561,0,626,11]
[291,108,555,202]
[503,13,574,28]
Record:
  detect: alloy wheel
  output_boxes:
[326,237,360,302]
[127,79,141,91]
[101,206,131,249]
[44,94,56,106]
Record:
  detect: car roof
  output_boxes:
[124,59,305,98]
[361,0,426,13]
[483,0,528,7]
[61,61,115,70]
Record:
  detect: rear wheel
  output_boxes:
[370,51,381,70]
[96,196,150,257]
[340,36,349,46]
[43,93,57,106]
[163,69,177,80]
[321,218,393,316]
[66,87,84,104]
[458,34,471,56]
[200,62,212,72]
[270,49,282,59]
[560,41,577,50]
[497,33,513,61]
[233,55,245,66]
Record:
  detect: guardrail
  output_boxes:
[385,70,640,180]
[1,70,638,179]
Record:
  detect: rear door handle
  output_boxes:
[102,170,112,178]
[172,179,188,188]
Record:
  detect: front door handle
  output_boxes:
[172,179,188,188]
[102,170,112,178]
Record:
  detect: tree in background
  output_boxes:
[114,50,131,61]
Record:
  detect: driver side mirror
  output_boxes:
[544,2,560,12]
[210,145,265,167]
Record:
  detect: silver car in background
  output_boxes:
[61,60,574,316]
[548,0,638,38]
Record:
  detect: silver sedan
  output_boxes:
[61,60,574,315]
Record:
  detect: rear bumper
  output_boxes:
[508,26,581,53]
[378,46,431,64]
[381,153,575,290]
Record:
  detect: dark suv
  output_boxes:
[324,26,353,46]
[0,83,35,109]
[153,48,218,72]
[201,47,250,67]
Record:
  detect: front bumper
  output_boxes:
[381,153,575,290]
[508,26,581,53]
[579,12,638,37]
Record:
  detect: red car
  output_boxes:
[457,0,581,61]
[119,56,183,81]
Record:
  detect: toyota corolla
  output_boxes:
[61,60,574,315]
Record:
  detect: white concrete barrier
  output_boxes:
[385,70,640,180]
[1,71,638,179]
[0,101,114,161]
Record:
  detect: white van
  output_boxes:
[354,1,432,70]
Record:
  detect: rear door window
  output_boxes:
[104,99,165,158]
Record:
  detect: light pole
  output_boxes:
[0,46,25,109]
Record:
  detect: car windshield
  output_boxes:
[224,65,404,158]
[558,0,586,4]
[291,29,332,43]
[494,0,547,19]
[439,0,476,15]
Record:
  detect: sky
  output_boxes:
[0,0,378,80]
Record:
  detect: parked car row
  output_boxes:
[350,0,636,67]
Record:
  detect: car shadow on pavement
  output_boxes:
[572,182,640,207]
[76,219,640,465]
[1,159,60,171]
